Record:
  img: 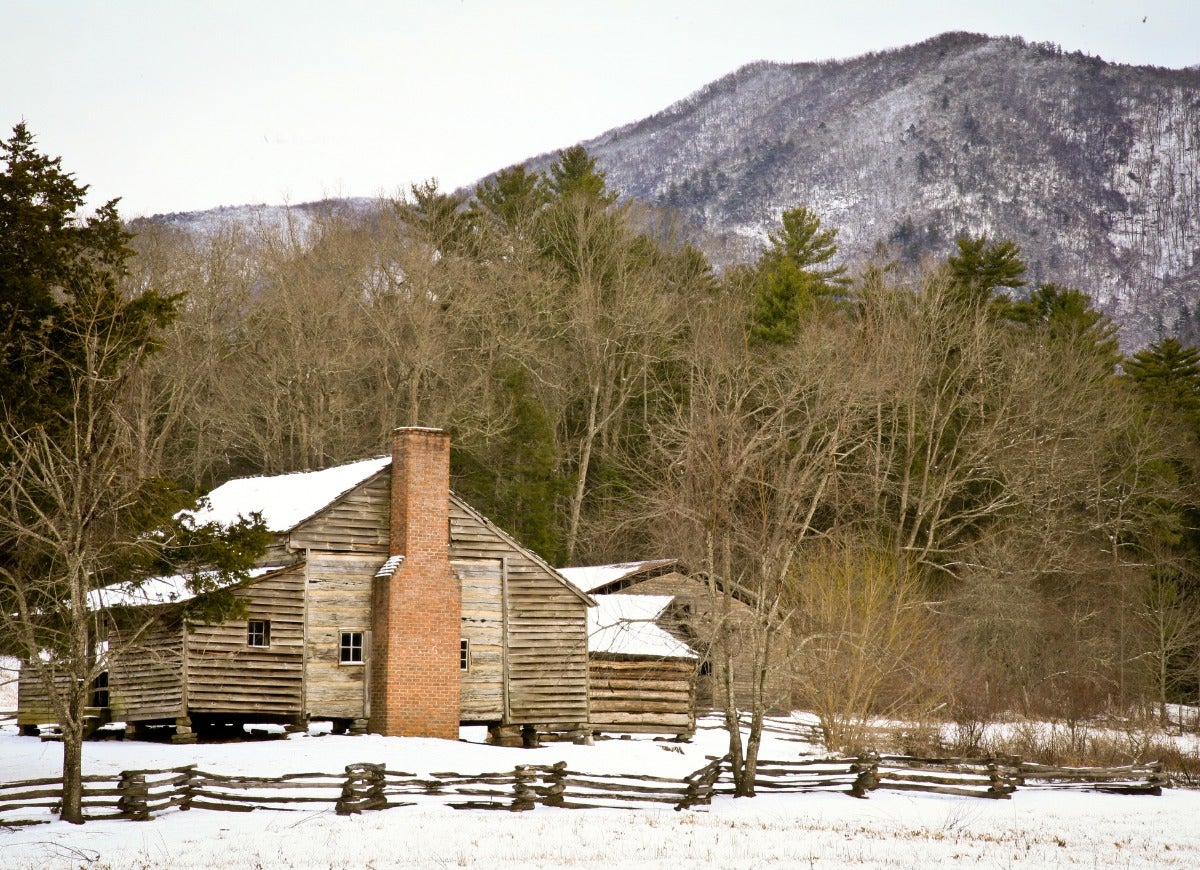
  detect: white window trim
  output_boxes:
[339,629,365,665]
[247,619,270,648]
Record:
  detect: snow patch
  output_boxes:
[589,595,695,659]
[186,455,390,532]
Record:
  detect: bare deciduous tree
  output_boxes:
[0,287,264,823]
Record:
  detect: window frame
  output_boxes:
[247,619,271,648]
[339,630,365,665]
[460,638,470,672]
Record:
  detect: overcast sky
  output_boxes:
[4,0,1197,217]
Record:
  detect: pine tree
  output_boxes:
[1126,337,1200,425]
[398,178,474,256]
[545,145,617,205]
[947,235,1026,304]
[1002,283,1120,370]
[473,163,549,228]
[749,206,847,344]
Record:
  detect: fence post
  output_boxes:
[117,771,150,821]
[337,762,386,815]
[677,756,725,810]
[512,765,536,811]
[849,753,878,799]
[538,762,567,807]
[179,765,197,811]
[986,757,1014,798]
[1148,761,1168,794]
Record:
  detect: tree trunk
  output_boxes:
[60,720,84,824]
[724,648,749,796]
[565,384,600,563]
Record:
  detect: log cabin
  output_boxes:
[586,594,697,738]
[560,560,793,714]
[18,428,595,745]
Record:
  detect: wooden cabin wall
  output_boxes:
[289,470,389,552]
[186,568,305,719]
[588,657,695,736]
[16,668,74,726]
[108,618,185,723]
[304,552,378,721]
[454,558,504,721]
[449,497,590,728]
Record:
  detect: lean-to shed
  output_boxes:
[586,594,696,738]
[560,560,793,713]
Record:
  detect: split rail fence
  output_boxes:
[0,754,1167,826]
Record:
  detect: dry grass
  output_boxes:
[872,715,1200,784]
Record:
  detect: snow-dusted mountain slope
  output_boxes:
[580,32,1200,348]
[143,33,1199,349]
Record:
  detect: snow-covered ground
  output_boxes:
[2,716,1197,869]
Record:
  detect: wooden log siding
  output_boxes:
[588,657,695,735]
[288,469,390,552]
[16,669,76,727]
[109,620,185,723]
[304,553,377,720]
[185,567,306,718]
[455,558,504,721]
[449,496,591,727]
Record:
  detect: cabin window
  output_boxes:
[339,631,364,664]
[460,638,470,671]
[90,672,109,709]
[247,619,270,647]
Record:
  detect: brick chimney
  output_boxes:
[369,427,461,738]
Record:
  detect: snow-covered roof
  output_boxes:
[186,456,390,532]
[87,566,290,610]
[588,594,696,660]
[558,559,678,594]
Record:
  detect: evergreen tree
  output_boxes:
[1123,342,1200,707]
[545,145,617,205]
[397,178,474,256]
[1002,283,1120,370]
[451,366,567,563]
[947,235,1026,304]
[1125,337,1200,424]
[0,126,267,824]
[473,163,549,228]
[749,206,847,344]
[0,123,144,443]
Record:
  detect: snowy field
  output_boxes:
[2,715,1198,869]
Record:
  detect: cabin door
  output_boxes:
[452,558,505,721]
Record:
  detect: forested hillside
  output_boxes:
[575,32,1200,349]
[109,143,1200,743]
[7,72,1200,754]
[151,33,1200,350]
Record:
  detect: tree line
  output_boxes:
[4,125,1200,808]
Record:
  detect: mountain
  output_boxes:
[576,32,1200,348]
[141,33,1198,349]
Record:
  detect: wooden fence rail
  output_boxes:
[0,753,1166,826]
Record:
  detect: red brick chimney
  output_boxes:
[369,427,461,738]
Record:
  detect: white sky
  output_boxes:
[4,1,1197,217]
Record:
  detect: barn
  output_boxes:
[18,428,594,745]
